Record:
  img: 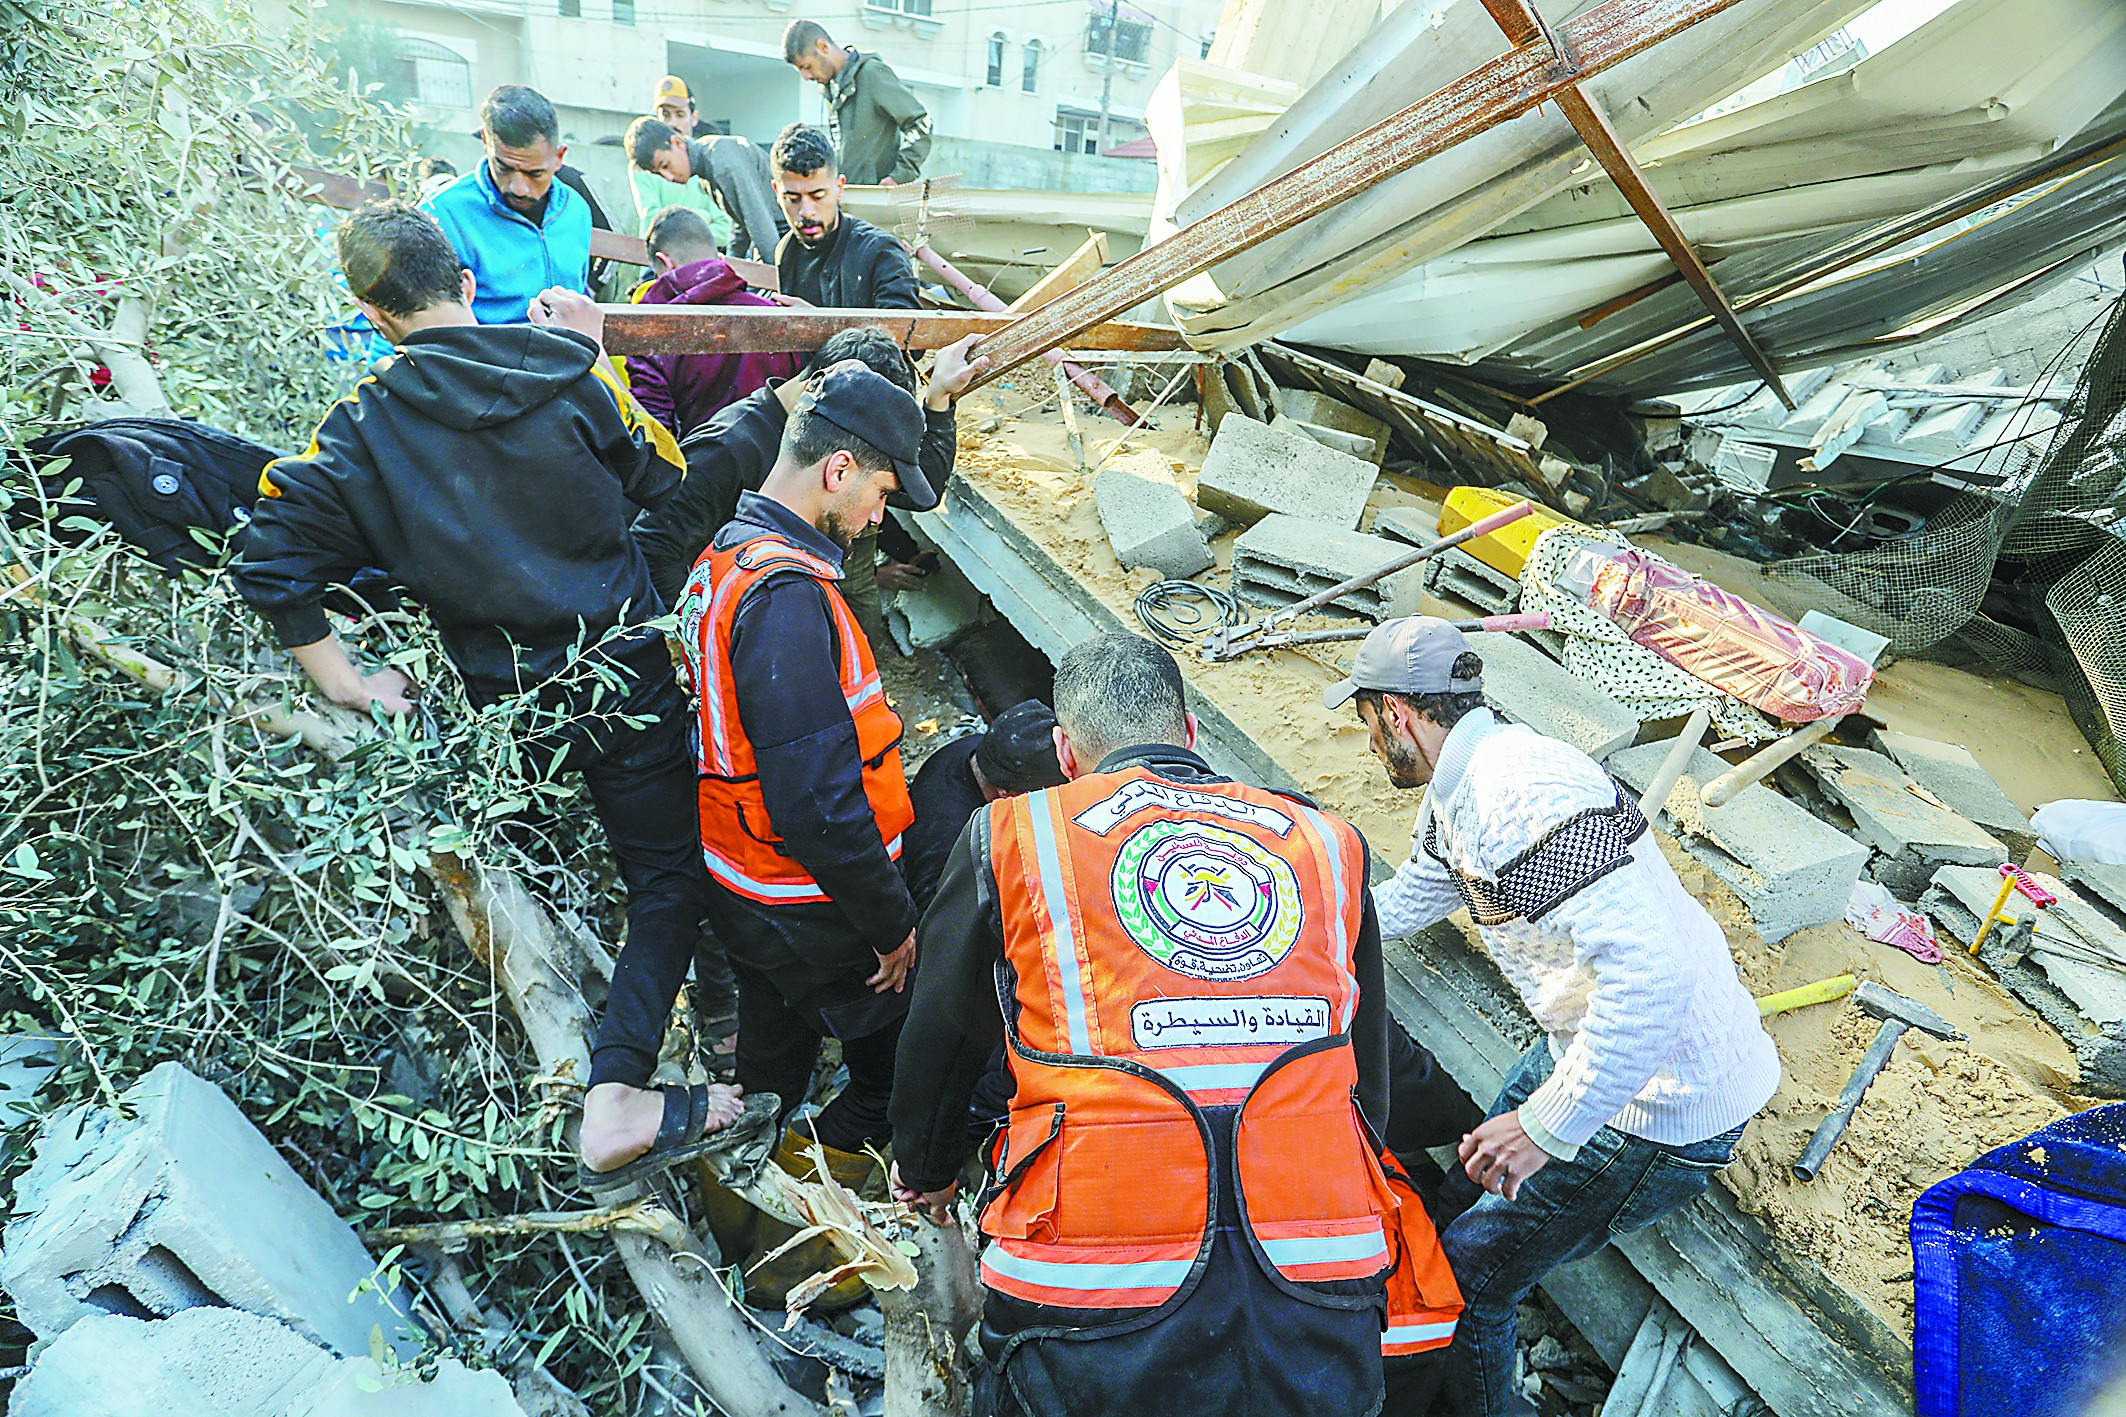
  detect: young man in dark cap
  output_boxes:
[902,699,1068,913]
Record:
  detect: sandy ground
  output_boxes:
[947,388,2102,1339]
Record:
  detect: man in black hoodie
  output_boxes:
[234,200,746,1180]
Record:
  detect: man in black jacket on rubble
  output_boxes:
[232,200,746,1184]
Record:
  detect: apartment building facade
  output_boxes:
[330,0,1221,198]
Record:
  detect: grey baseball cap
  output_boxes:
[1323,616,1483,709]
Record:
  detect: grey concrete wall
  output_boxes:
[929,135,1156,194]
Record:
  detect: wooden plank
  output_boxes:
[1004,232,1109,314]
[1478,0,1794,409]
[961,0,1756,387]
[601,306,1187,356]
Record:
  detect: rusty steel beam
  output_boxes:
[1480,0,1792,408]
[961,0,1752,389]
[602,305,1187,356]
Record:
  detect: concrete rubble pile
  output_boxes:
[0,1061,525,1416]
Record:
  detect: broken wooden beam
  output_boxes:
[1005,231,1109,313]
[601,305,1187,356]
[916,243,1141,425]
[1478,0,1793,409]
[959,0,1754,388]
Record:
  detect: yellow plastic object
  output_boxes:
[1436,486,1577,580]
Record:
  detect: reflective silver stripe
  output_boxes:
[1383,1320,1457,1347]
[700,845,825,900]
[846,676,884,711]
[1156,1061,1268,1094]
[1295,804,1358,1032]
[982,1247,1191,1291]
[700,563,756,776]
[1260,1228,1388,1268]
[1026,801,1094,1056]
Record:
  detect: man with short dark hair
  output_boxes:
[230,202,743,1188]
[782,20,930,186]
[631,323,980,606]
[768,123,917,310]
[891,631,1456,1417]
[671,363,938,1212]
[626,205,801,438]
[901,699,1065,913]
[625,115,785,264]
[1330,616,1779,1417]
[423,85,592,324]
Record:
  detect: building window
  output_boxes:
[1086,9,1151,64]
[1200,31,1215,58]
[986,32,1004,87]
[612,0,634,22]
[1022,39,1042,93]
[558,0,579,14]
[1053,106,1101,155]
[378,38,472,108]
[865,0,934,16]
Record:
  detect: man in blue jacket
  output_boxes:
[424,85,591,324]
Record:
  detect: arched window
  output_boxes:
[986,32,1005,87]
[1022,39,1042,93]
[382,39,472,109]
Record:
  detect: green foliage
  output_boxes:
[0,3,701,1409]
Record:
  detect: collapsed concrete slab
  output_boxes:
[1196,413,1376,531]
[1,1061,420,1358]
[1610,742,1869,944]
[1795,745,2005,897]
[1094,468,1213,579]
[1479,634,1637,763]
[1270,388,1389,465]
[10,1307,526,1417]
[2062,861,2126,927]
[1867,729,2035,860]
[1230,516,1424,621]
[1923,865,2126,1098]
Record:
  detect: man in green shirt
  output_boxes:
[782,21,930,186]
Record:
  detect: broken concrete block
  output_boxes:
[1272,389,1389,464]
[1372,505,1438,546]
[1196,413,1376,532]
[11,1307,525,1417]
[1094,469,1213,579]
[2062,861,2126,928]
[1796,745,2005,897]
[1273,413,1378,464]
[1609,742,1869,943]
[1478,634,1637,763]
[1426,545,1520,616]
[1924,865,2126,1097]
[1231,516,1422,621]
[1362,358,1405,390]
[1505,412,1549,451]
[1865,729,2035,860]
[2,1061,420,1358]
[1639,464,1711,513]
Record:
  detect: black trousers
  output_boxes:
[729,953,903,1153]
[561,664,720,1092]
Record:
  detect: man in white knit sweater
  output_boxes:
[1327,617,1779,1417]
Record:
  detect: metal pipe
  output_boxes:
[913,244,1141,425]
[1636,705,1713,818]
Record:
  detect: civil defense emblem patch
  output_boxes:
[1111,820,1303,981]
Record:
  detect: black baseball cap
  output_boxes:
[975,700,1066,794]
[799,362,938,512]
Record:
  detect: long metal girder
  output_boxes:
[1478,0,1795,409]
[963,0,1753,388]
[600,305,1187,356]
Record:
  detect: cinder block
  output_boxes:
[1094,469,1213,579]
[1371,505,1438,545]
[1271,389,1388,464]
[10,1307,526,1417]
[1609,742,1869,943]
[2,1062,420,1358]
[1427,546,1520,616]
[1196,413,1377,531]
[1867,729,2035,860]
[1478,634,1637,762]
[1273,413,1377,463]
[1231,515,1422,621]
[1796,745,2005,897]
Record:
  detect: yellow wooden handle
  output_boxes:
[1756,974,1857,1018]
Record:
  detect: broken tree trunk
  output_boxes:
[878,1219,980,1417]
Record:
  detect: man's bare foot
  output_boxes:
[580,1080,745,1174]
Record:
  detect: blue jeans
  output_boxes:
[1437,1044,1745,1417]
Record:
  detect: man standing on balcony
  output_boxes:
[782,19,930,186]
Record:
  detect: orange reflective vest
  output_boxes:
[678,531,914,905]
[980,764,1395,1315]
[1378,1151,1462,1357]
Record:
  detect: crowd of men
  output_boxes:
[231,45,1784,1417]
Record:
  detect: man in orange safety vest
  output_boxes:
[890,632,1461,1416]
